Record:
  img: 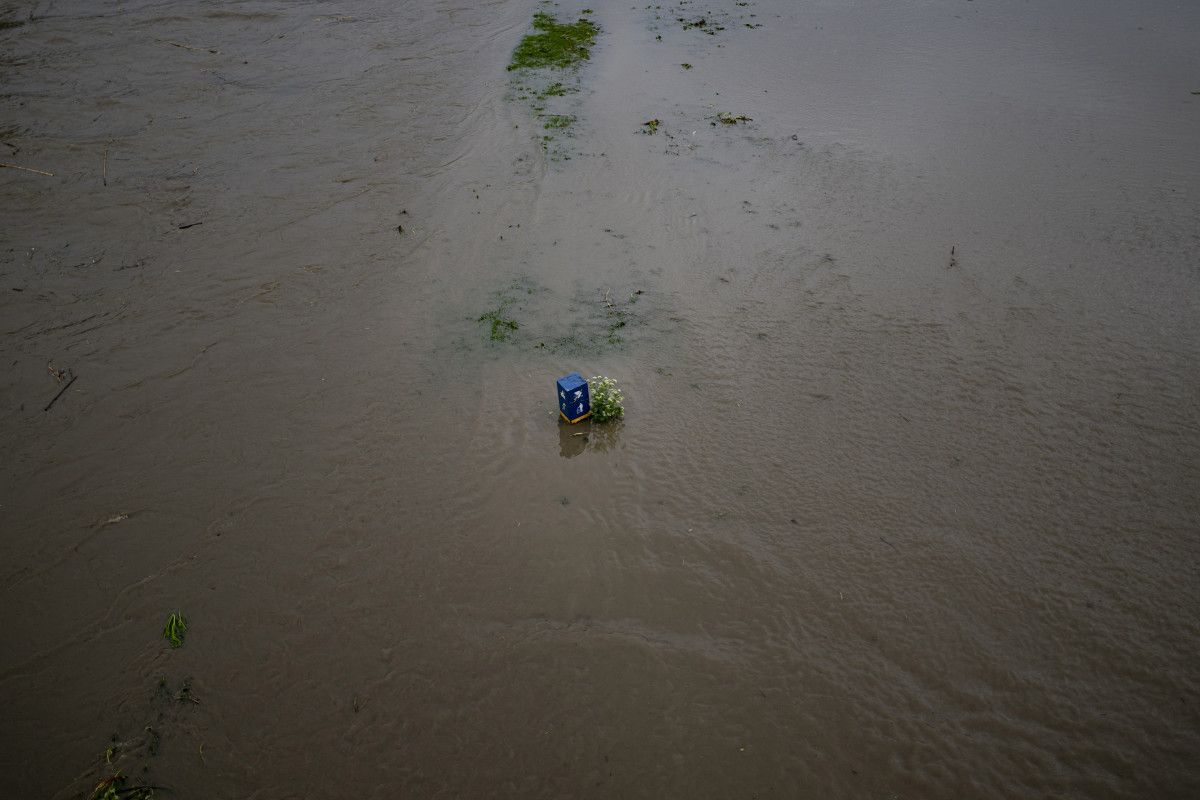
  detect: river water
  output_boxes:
[2,0,1198,797]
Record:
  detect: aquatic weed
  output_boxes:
[162,613,186,648]
[479,310,519,341]
[543,114,574,129]
[507,12,599,159]
[478,280,533,342]
[508,12,600,72]
[91,774,152,800]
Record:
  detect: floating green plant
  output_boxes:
[506,12,600,162]
[508,12,600,72]
[543,114,574,129]
[162,613,186,648]
[476,279,648,354]
[91,774,152,800]
[479,308,519,341]
[537,81,575,99]
[475,296,518,340]
[91,774,124,800]
[478,281,531,342]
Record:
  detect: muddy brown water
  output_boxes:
[2,0,1199,797]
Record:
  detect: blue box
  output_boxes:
[557,372,591,423]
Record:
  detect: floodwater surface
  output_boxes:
[2,0,1198,797]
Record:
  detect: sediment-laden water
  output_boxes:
[2,0,1198,797]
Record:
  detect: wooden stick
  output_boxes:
[1,162,53,176]
[155,38,218,53]
[44,373,77,412]
[102,145,107,185]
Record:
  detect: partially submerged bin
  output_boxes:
[557,371,591,423]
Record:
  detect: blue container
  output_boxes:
[557,372,591,423]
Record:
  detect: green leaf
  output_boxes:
[163,613,187,648]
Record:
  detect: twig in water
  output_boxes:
[44,372,77,411]
[879,536,900,552]
[1,162,53,176]
[102,145,107,185]
[155,38,219,53]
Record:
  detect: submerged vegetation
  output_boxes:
[66,612,201,796]
[713,111,752,124]
[162,613,187,648]
[477,281,527,342]
[507,9,601,162]
[479,306,519,341]
[542,114,574,130]
[91,774,154,800]
[507,11,599,72]
[477,279,647,355]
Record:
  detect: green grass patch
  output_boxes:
[162,613,186,648]
[479,307,519,342]
[508,12,600,71]
[506,13,600,163]
[90,774,154,800]
[538,82,575,98]
[543,114,575,129]
[478,280,534,342]
[477,280,648,355]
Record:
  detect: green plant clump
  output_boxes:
[588,376,624,422]
[91,774,153,800]
[508,12,600,71]
[478,291,520,340]
[162,613,187,648]
[479,309,519,340]
[538,81,574,98]
[91,774,124,800]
